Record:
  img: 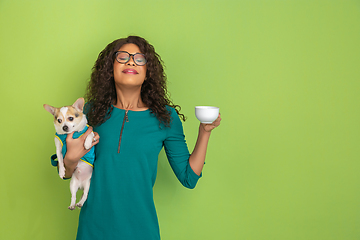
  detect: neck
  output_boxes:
[114,86,147,111]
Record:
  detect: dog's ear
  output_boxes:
[72,98,85,112]
[43,104,56,116]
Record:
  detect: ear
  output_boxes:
[72,98,85,111]
[43,104,56,116]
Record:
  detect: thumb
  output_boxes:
[66,132,74,142]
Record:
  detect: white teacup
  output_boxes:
[195,106,219,124]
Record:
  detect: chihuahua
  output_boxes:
[44,98,95,210]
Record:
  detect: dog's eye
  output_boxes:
[57,119,62,123]
[68,117,74,121]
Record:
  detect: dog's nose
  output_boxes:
[63,125,69,132]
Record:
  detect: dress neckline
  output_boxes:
[112,105,150,112]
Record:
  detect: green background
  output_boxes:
[1,0,359,239]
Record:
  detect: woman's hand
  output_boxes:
[65,127,99,162]
[62,127,99,178]
[200,113,222,132]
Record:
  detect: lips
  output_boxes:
[122,68,138,74]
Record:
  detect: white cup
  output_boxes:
[195,106,219,124]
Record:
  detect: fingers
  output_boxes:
[66,126,95,142]
[212,113,221,126]
[79,126,95,141]
[81,127,100,147]
[92,132,100,146]
[64,126,100,148]
[201,113,221,132]
[82,126,93,138]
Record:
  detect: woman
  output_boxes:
[61,36,221,239]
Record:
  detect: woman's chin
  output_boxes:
[115,80,144,89]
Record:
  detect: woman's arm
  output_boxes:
[62,127,100,179]
[189,114,221,176]
[163,110,221,188]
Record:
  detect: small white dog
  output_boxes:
[44,98,95,210]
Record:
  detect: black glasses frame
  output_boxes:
[115,51,147,66]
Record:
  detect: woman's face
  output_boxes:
[113,43,147,88]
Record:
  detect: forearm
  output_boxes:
[189,125,211,176]
[62,157,78,178]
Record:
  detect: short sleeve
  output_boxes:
[163,107,201,189]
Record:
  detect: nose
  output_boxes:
[126,56,136,66]
[63,125,69,132]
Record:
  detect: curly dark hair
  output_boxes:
[84,36,186,127]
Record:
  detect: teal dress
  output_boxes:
[76,106,201,240]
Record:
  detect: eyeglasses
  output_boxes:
[115,51,147,66]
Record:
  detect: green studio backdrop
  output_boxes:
[0,0,359,239]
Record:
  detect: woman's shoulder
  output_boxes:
[165,105,176,112]
[165,106,180,119]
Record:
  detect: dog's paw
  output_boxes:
[76,203,83,208]
[59,167,66,179]
[68,205,76,211]
[84,135,93,150]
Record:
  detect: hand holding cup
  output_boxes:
[195,106,221,132]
